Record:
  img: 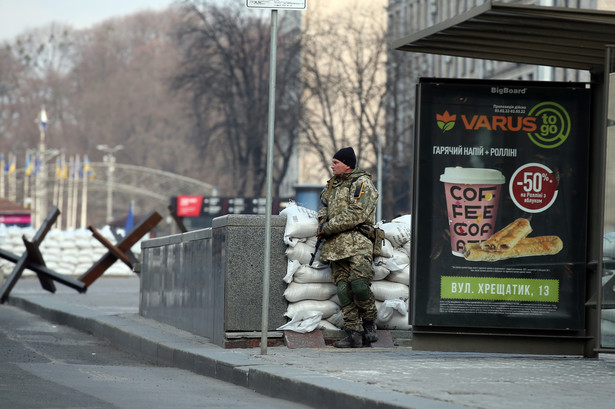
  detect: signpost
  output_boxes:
[245,0,306,355]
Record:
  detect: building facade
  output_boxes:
[385,0,607,210]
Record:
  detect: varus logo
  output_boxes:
[436,111,456,132]
[434,101,570,149]
[461,115,537,132]
[436,111,537,132]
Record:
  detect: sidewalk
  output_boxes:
[6,276,615,409]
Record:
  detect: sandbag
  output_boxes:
[285,300,340,319]
[377,313,411,330]
[604,232,615,258]
[326,310,344,328]
[283,259,302,283]
[285,242,327,268]
[304,235,318,248]
[392,214,412,225]
[292,264,332,284]
[318,320,340,330]
[374,249,409,272]
[284,236,306,247]
[387,265,410,285]
[373,264,390,281]
[280,202,318,239]
[378,238,394,258]
[379,221,411,247]
[276,310,323,333]
[283,282,337,303]
[376,299,408,322]
[371,281,410,301]
[400,240,411,257]
[375,299,410,330]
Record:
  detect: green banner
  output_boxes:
[441,276,559,302]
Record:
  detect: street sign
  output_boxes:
[245,0,307,10]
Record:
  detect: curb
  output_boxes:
[8,295,466,409]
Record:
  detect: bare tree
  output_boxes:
[171,0,302,197]
[0,9,205,170]
[66,11,201,176]
[0,24,75,153]
[0,44,26,148]
[300,2,420,220]
[300,4,390,212]
[382,49,416,218]
[0,10,211,229]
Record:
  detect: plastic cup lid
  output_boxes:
[439,167,505,184]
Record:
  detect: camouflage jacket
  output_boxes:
[317,168,378,262]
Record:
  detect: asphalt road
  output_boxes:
[0,304,314,409]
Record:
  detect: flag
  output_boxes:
[55,158,61,178]
[25,155,33,176]
[38,107,47,131]
[8,157,16,175]
[83,155,95,181]
[124,201,134,233]
[33,156,40,175]
[0,154,5,174]
[72,157,81,179]
[61,160,68,179]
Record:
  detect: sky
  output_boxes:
[0,0,175,42]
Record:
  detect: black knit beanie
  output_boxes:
[333,147,356,169]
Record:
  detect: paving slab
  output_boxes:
[6,276,615,409]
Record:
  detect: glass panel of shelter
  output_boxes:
[601,46,615,349]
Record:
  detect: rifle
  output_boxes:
[309,237,324,266]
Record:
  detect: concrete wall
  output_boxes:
[140,214,288,347]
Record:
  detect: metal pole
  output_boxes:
[39,141,47,228]
[36,107,48,229]
[105,154,113,224]
[377,132,382,222]
[81,158,88,228]
[261,9,278,355]
[97,144,123,225]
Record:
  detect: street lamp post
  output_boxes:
[35,106,48,228]
[96,144,124,224]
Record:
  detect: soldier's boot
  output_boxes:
[334,329,363,348]
[362,319,378,344]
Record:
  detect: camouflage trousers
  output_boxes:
[331,254,377,332]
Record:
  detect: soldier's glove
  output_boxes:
[317,221,328,238]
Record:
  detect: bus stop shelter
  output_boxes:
[393,1,615,357]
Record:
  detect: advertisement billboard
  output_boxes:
[413,79,590,331]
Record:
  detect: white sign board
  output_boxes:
[245,0,307,10]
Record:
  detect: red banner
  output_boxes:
[176,195,203,217]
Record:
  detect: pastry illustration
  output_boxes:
[480,217,532,250]
[464,218,562,262]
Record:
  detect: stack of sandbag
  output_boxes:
[0,224,139,278]
[603,232,615,335]
[0,225,36,277]
[372,214,412,330]
[280,202,412,331]
[280,202,341,331]
[604,232,615,259]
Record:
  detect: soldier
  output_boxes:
[317,147,379,348]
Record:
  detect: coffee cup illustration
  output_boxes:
[440,167,506,256]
